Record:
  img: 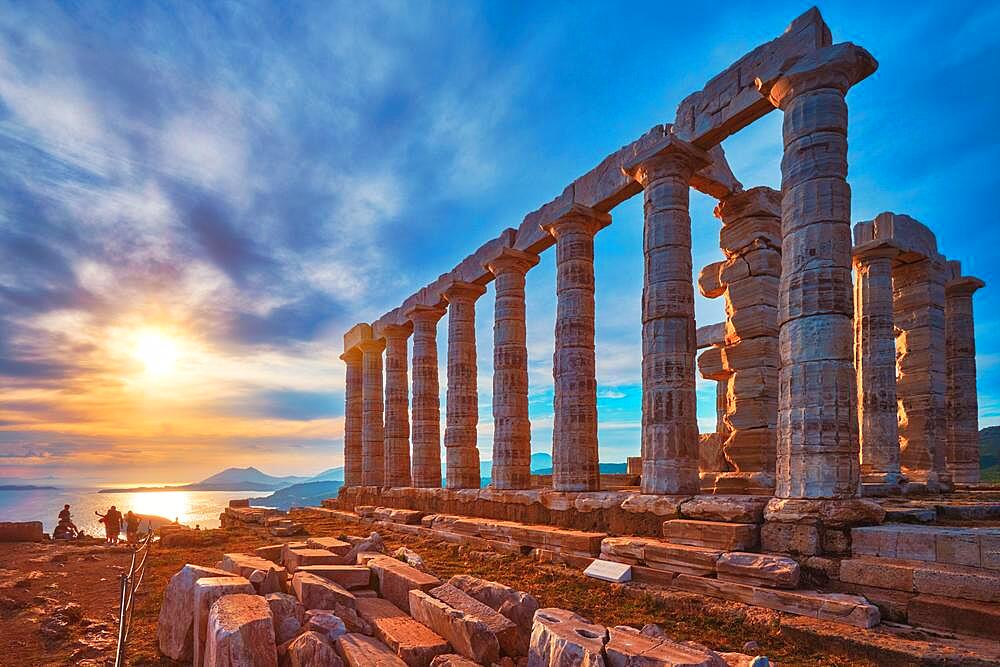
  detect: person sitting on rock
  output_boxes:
[96,506,123,544]
[53,505,79,540]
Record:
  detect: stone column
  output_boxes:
[853,243,902,484]
[443,281,487,489]
[486,248,539,490]
[758,44,877,498]
[380,323,413,488]
[623,137,708,495]
[358,338,386,487]
[340,349,364,487]
[894,258,949,487]
[945,276,985,484]
[541,204,609,492]
[406,304,446,488]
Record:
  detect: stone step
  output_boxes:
[907,594,1000,640]
[335,632,408,667]
[368,555,441,614]
[839,556,1000,603]
[355,597,450,666]
[662,519,759,551]
[670,574,879,628]
[851,524,1000,569]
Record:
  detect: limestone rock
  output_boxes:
[356,596,450,666]
[306,537,352,556]
[430,583,520,657]
[193,576,256,667]
[605,625,724,666]
[448,575,539,656]
[304,610,348,643]
[369,556,441,614]
[295,565,371,590]
[292,572,356,610]
[157,564,239,661]
[716,552,800,589]
[409,589,500,665]
[285,631,344,667]
[662,520,758,551]
[528,608,607,667]
[285,548,340,573]
[335,632,408,667]
[679,496,769,523]
[429,655,480,667]
[203,593,277,667]
[265,592,304,644]
[763,498,885,527]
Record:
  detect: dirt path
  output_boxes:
[1,511,874,666]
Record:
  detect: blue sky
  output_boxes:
[0,1,998,483]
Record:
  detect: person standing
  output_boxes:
[124,510,140,544]
[96,505,123,544]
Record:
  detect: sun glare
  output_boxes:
[134,328,180,376]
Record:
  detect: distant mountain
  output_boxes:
[249,480,343,510]
[308,467,344,482]
[199,467,310,488]
[981,427,1000,468]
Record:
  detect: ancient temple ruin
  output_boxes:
[326,7,995,641]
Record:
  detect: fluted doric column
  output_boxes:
[406,304,446,488]
[853,242,902,484]
[945,275,985,483]
[758,44,877,498]
[379,323,412,488]
[486,247,539,490]
[443,281,487,489]
[358,338,386,486]
[542,205,609,492]
[894,257,949,487]
[623,137,707,495]
[340,349,364,487]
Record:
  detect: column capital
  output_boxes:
[713,186,781,223]
[540,203,611,239]
[442,280,487,303]
[945,276,985,298]
[356,338,385,354]
[485,247,539,277]
[404,303,447,323]
[373,321,413,340]
[852,239,901,265]
[756,43,878,110]
[339,348,363,363]
[621,134,710,186]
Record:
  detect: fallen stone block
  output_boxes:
[193,576,256,667]
[430,583,520,657]
[335,632,408,667]
[305,609,348,643]
[529,607,607,666]
[285,630,344,667]
[306,536,352,556]
[157,563,240,661]
[369,556,441,614]
[203,593,277,667]
[292,571,356,610]
[448,574,539,656]
[716,552,800,589]
[356,597,449,667]
[663,520,758,551]
[285,548,341,572]
[254,544,284,564]
[605,624,723,666]
[221,553,287,579]
[600,537,660,562]
[643,542,723,577]
[265,592,304,644]
[409,589,500,665]
[429,654,479,667]
[584,559,632,584]
[296,565,372,590]
[248,568,284,595]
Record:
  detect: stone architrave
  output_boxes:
[380,323,413,488]
[757,43,878,498]
[340,349,364,488]
[699,186,783,488]
[486,248,539,490]
[623,136,708,495]
[853,241,902,484]
[406,304,447,488]
[443,281,487,489]
[945,275,985,484]
[359,338,386,487]
[541,205,609,492]
[894,257,949,487]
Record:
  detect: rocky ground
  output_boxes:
[0,509,881,666]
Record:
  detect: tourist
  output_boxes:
[96,505,123,544]
[124,510,140,544]
[53,504,78,540]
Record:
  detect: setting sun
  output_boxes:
[133,328,181,376]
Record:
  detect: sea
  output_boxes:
[0,487,257,537]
